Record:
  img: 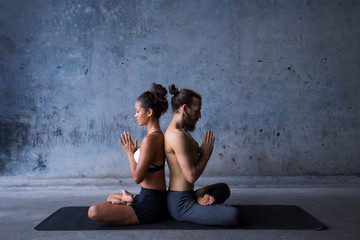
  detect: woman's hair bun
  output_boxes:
[168,84,179,96]
[151,83,167,100]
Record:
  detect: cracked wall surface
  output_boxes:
[0,0,359,178]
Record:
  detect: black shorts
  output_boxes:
[130,187,168,224]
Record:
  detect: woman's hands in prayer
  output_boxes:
[119,131,138,156]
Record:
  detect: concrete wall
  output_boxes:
[1,0,359,179]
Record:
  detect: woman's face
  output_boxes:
[134,100,148,126]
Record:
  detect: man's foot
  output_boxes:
[196,186,211,198]
[121,189,134,203]
[197,193,215,206]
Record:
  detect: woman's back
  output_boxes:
[138,132,166,191]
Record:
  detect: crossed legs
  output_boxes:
[88,190,139,225]
[196,183,231,206]
[107,189,136,205]
[167,183,240,226]
[88,202,140,225]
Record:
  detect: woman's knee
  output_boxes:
[88,205,100,221]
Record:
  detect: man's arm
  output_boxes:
[170,130,215,184]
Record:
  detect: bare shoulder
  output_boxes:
[165,128,187,142]
[142,132,163,146]
[165,128,191,155]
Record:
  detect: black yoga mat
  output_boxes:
[34,205,326,231]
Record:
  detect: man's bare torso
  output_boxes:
[165,127,199,191]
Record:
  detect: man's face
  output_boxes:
[184,97,202,132]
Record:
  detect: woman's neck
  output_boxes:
[146,119,161,134]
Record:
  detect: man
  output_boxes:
[164,84,240,226]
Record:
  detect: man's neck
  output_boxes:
[170,113,185,130]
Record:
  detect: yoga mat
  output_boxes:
[34,205,326,231]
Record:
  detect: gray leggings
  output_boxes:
[167,183,240,226]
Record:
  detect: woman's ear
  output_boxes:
[147,108,153,117]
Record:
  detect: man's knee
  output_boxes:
[210,183,231,204]
[219,183,231,197]
[224,207,241,226]
[213,182,230,192]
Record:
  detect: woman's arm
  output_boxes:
[119,132,157,184]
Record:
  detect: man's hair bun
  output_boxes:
[168,84,202,111]
[169,84,179,96]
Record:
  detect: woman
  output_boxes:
[88,83,168,225]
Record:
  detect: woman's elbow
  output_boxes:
[133,175,144,184]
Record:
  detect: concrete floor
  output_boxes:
[1,182,360,240]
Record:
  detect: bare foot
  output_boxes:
[197,193,215,206]
[121,189,134,203]
[111,199,124,205]
[196,186,210,198]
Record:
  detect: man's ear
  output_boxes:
[181,104,188,113]
[147,108,153,117]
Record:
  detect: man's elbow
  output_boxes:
[185,174,197,184]
[188,178,196,184]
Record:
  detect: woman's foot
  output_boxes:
[121,189,135,204]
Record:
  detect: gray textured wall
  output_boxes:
[1,0,359,179]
